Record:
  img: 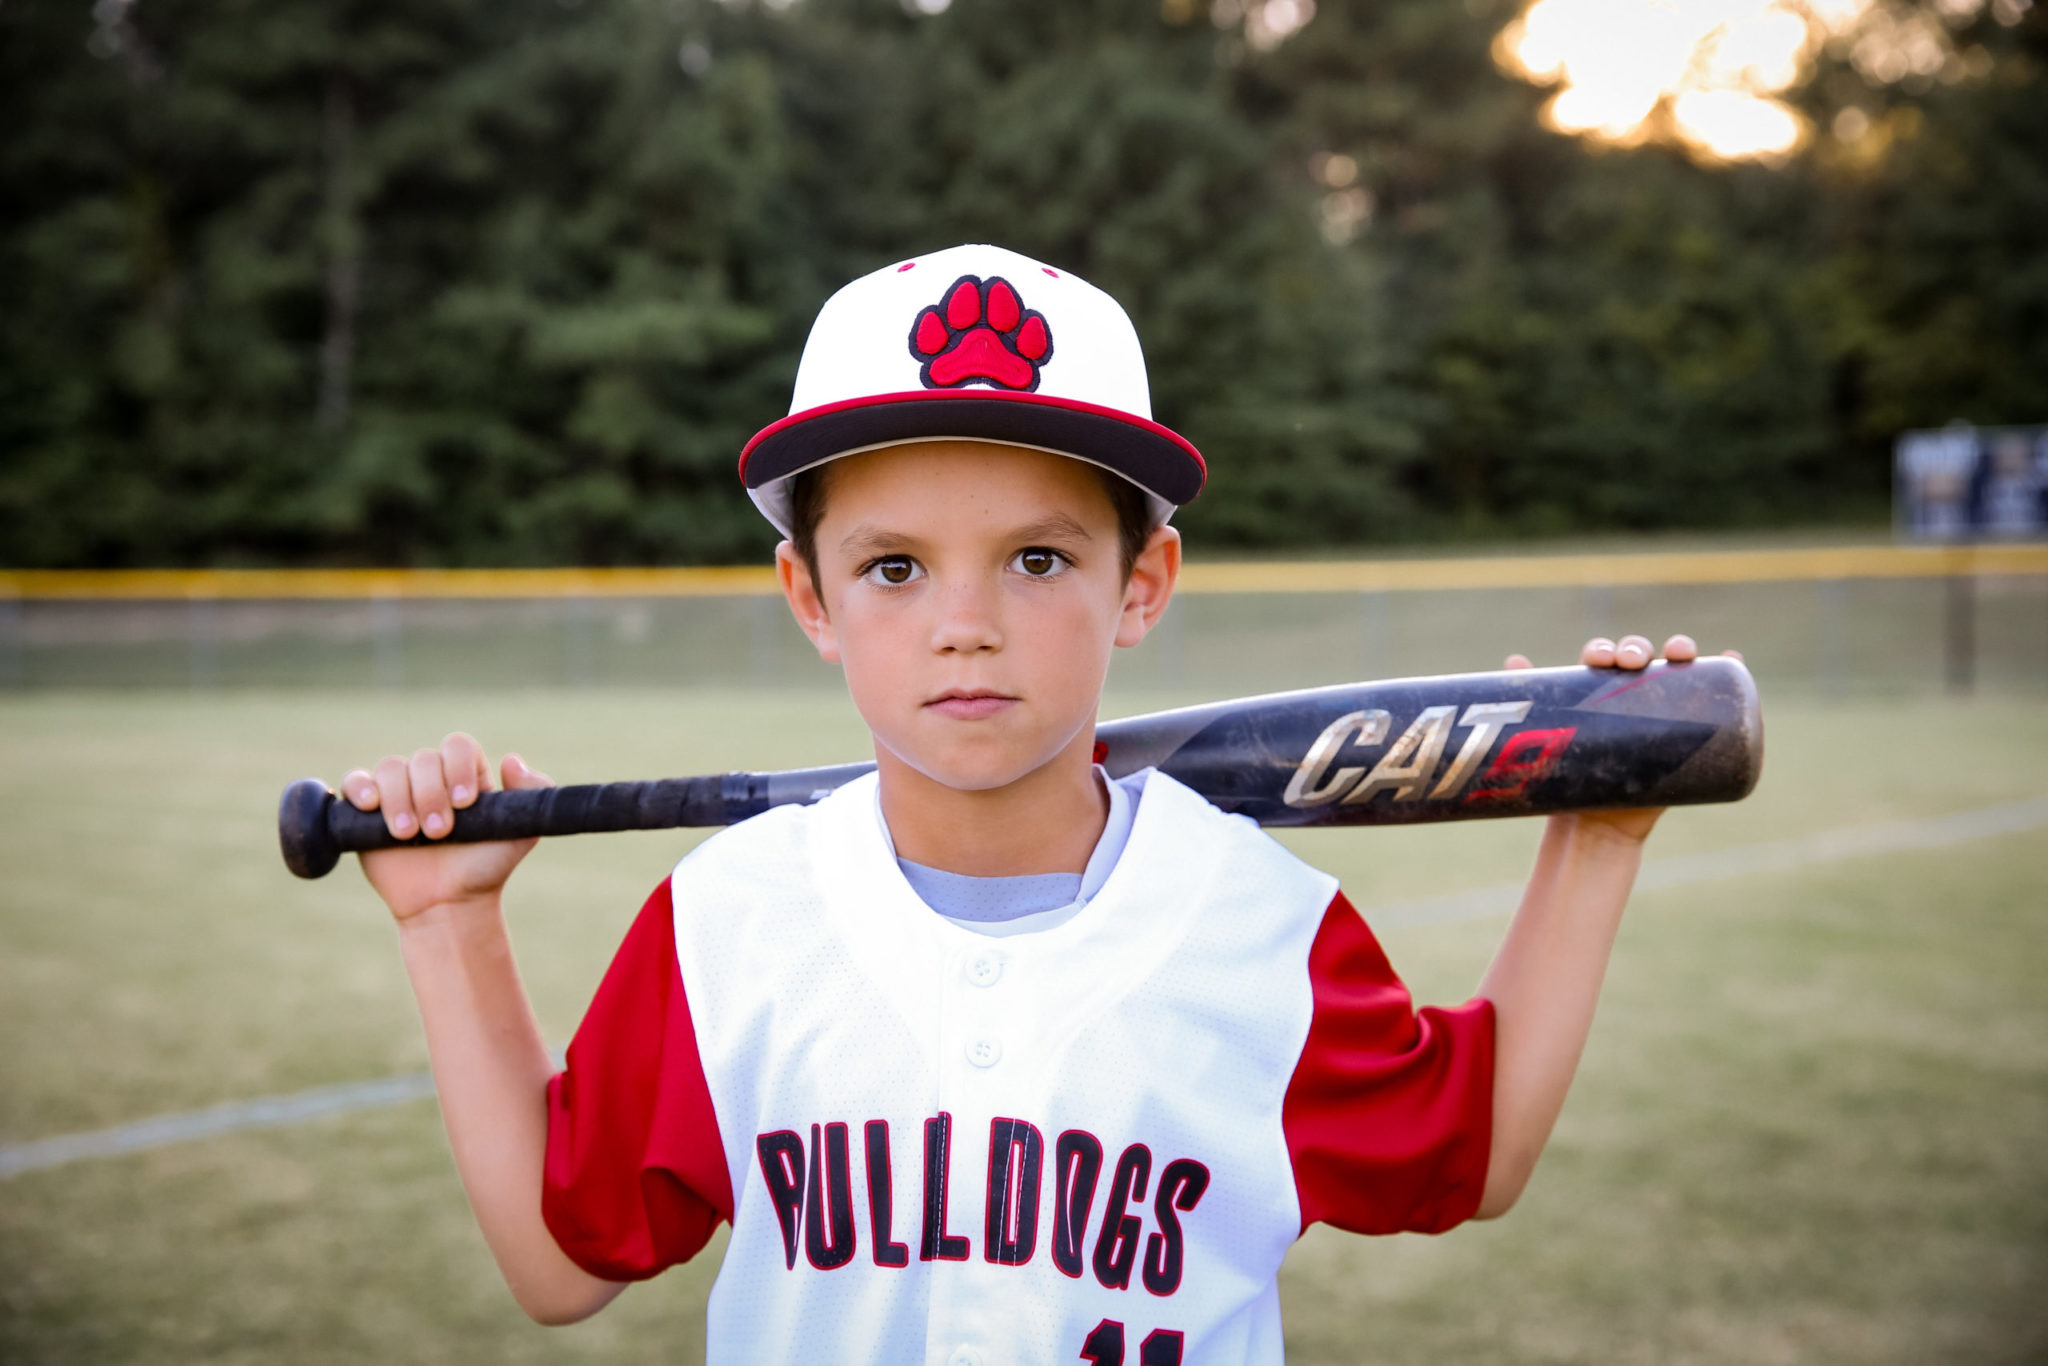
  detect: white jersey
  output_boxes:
[543,770,1496,1366]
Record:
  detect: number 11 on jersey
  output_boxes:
[1080,1319,1184,1365]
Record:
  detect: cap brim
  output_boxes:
[741,390,1205,512]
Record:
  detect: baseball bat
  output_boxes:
[279,656,1762,879]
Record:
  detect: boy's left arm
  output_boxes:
[1472,631,1734,1219]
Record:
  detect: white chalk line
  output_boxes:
[5,797,2045,1181]
[0,1072,437,1180]
[1366,794,2048,928]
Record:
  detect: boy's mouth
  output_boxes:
[925,688,1019,721]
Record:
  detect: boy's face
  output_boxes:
[777,440,1177,794]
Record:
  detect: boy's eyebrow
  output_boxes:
[1007,513,1096,544]
[835,513,1096,559]
[836,525,922,559]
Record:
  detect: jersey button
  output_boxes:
[966,1037,1003,1069]
[946,1348,986,1366]
[965,953,1004,987]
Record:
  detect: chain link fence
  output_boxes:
[3,550,2043,700]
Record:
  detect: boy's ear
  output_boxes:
[1115,525,1181,650]
[776,541,841,663]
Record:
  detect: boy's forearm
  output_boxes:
[1473,815,1645,1218]
[397,898,624,1323]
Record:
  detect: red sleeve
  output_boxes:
[1282,891,1496,1236]
[542,879,733,1280]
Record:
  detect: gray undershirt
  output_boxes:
[886,768,1147,938]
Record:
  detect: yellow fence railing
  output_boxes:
[1,543,2045,600]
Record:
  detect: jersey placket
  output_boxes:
[926,936,1014,1366]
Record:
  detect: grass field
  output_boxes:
[2,682,2045,1364]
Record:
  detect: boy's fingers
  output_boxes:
[1614,634,1654,670]
[441,732,486,807]
[1503,653,1534,670]
[1663,634,1698,662]
[341,768,379,810]
[1581,637,1617,668]
[1722,647,1745,662]
[409,747,454,840]
[502,753,554,791]
[373,755,418,839]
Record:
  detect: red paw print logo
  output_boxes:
[909,275,1053,391]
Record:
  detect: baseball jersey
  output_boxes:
[543,769,1495,1365]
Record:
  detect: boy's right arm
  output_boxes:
[344,733,626,1325]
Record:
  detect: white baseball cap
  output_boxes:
[739,244,1206,536]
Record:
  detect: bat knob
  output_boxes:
[279,778,343,880]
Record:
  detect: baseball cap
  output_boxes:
[739,244,1206,536]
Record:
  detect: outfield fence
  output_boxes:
[2,544,2044,697]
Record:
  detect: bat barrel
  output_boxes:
[1105,655,1763,826]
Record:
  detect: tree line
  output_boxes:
[2,0,2042,566]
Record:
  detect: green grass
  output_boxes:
[1,688,2044,1363]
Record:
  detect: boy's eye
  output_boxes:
[1011,548,1068,577]
[862,556,923,587]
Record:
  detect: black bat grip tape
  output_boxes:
[278,775,733,879]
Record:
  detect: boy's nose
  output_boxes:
[930,581,1003,655]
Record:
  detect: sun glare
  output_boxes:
[1501,0,1834,157]
[1501,0,2029,159]
[1673,86,1805,155]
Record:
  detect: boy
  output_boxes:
[340,245,1718,1362]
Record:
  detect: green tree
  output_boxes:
[2,0,809,566]
[1803,2,2048,450]
[2,0,2040,565]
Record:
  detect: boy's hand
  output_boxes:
[1502,634,1744,844]
[339,734,552,922]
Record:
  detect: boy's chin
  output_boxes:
[884,735,1080,796]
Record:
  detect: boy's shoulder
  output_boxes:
[1130,767,1342,914]
[668,782,831,893]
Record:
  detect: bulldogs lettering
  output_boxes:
[920,1112,970,1262]
[755,1130,806,1270]
[864,1119,910,1267]
[1053,1131,1105,1279]
[756,1117,1207,1294]
[1283,700,1556,808]
[804,1122,857,1270]
[1092,1144,1151,1291]
[985,1118,1046,1266]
